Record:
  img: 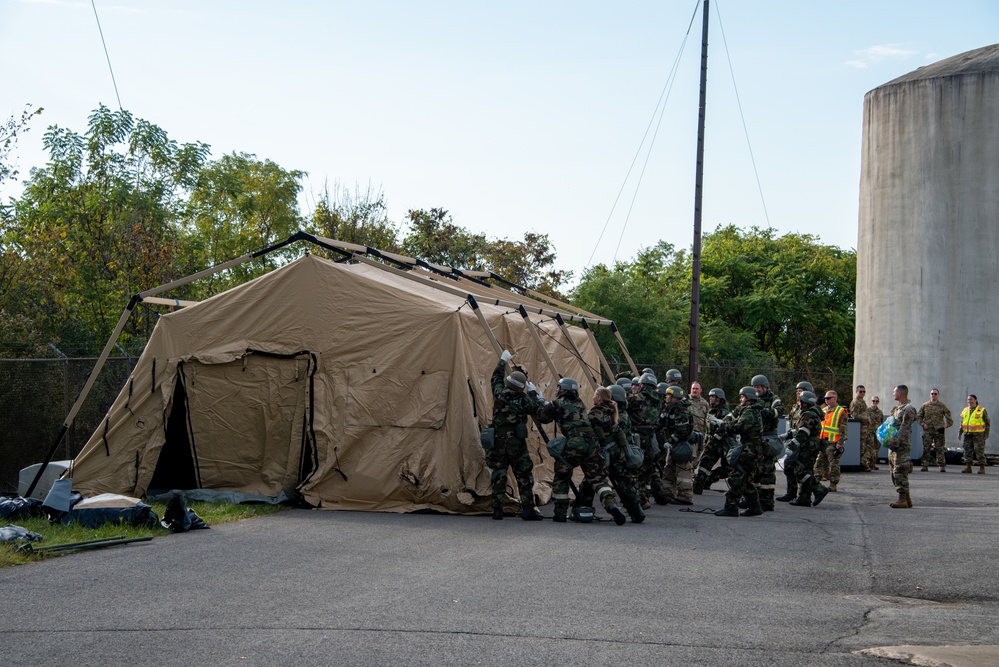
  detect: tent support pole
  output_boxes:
[468,294,504,358]
[612,322,639,377]
[581,319,615,385]
[518,305,561,382]
[26,298,139,497]
[554,314,600,391]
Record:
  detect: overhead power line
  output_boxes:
[586,0,701,270]
[91,0,124,110]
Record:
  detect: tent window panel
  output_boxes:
[346,368,448,429]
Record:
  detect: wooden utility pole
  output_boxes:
[688,0,709,383]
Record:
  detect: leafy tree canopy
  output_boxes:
[572,226,855,372]
[401,208,569,294]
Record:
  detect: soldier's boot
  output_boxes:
[889,492,910,509]
[625,501,645,524]
[812,484,830,507]
[654,492,672,506]
[714,504,740,517]
[608,504,627,526]
[821,474,829,481]
[553,502,569,523]
[829,482,838,492]
[906,492,913,508]
[788,495,811,507]
[492,507,504,520]
[940,465,946,472]
[521,505,543,521]
[692,475,704,495]
[921,463,929,472]
[738,499,749,509]
[962,463,973,474]
[775,493,795,502]
[760,491,775,512]
[871,464,880,470]
[979,465,987,474]
[740,501,764,517]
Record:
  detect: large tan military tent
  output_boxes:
[66,247,619,514]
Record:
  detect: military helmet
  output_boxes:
[751,374,770,388]
[657,382,670,395]
[799,390,818,406]
[739,386,758,400]
[666,368,683,383]
[665,385,685,399]
[796,381,813,392]
[616,377,633,388]
[505,371,527,391]
[708,387,726,400]
[609,384,628,402]
[641,367,655,376]
[557,377,579,394]
[640,373,658,387]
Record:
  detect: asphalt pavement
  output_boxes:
[3,465,998,666]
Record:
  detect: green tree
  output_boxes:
[3,105,210,353]
[401,208,569,293]
[182,152,304,297]
[699,225,856,370]
[571,228,856,372]
[0,104,43,194]
[572,242,689,365]
[307,182,400,253]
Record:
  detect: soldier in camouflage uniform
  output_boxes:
[488,351,544,520]
[693,388,731,495]
[786,392,831,507]
[777,381,813,502]
[887,384,918,508]
[537,377,627,525]
[629,373,670,507]
[588,385,645,523]
[916,389,954,471]
[713,387,766,517]
[659,385,695,504]
[750,375,783,512]
[850,385,878,471]
[688,381,710,439]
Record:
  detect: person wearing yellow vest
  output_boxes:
[813,390,848,491]
[958,394,990,474]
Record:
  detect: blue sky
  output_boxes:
[3,0,998,281]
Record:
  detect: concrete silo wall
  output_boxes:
[854,45,999,445]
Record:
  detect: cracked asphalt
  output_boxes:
[3,466,997,666]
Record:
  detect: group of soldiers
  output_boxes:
[484,351,854,523]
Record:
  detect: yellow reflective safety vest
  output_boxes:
[960,406,986,433]
[821,405,847,442]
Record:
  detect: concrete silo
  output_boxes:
[854,44,999,453]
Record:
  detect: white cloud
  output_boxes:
[856,44,918,61]
[844,43,919,69]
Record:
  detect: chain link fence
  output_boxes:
[0,356,134,493]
